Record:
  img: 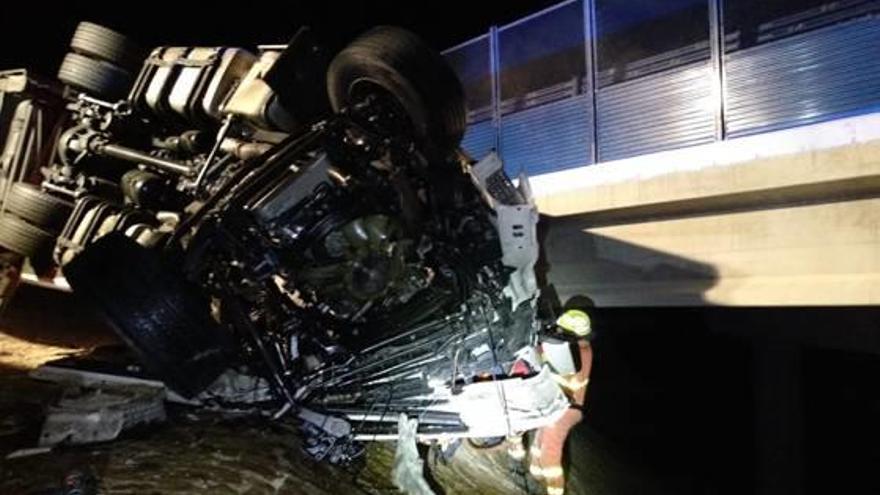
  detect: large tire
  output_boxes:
[58,52,132,100]
[64,233,233,397]
[0,213,56,270]
[70,22,143,71]
[327,26,466,154]
[5,183,73,232]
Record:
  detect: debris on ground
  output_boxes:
[392,414,435,495]
[39,384,165,446]
[5,446,52,460]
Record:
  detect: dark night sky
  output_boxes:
[0,1,559,76]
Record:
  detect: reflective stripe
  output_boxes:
[551,373,590,391]
[547,486,565,495]
[529,464,564,479]
[542,466,564,479]
[530,445,542,456]
[508,446,526,460]
[566,376,590,390]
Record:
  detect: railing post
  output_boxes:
[583,0,600,164]
[489,26,501,154]
[709,0,727,141]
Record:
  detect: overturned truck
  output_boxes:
[0,21,590,487]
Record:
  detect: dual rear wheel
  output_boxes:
[0,182,73,272]
[58,22,143,100]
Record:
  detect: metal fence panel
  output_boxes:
[499,95,592,176]
[448,1,880,172]
[597,61,716,161]
[460,120,497,160]
[443,35,493,123]
[497,0,587,106]
[725,17,880,137]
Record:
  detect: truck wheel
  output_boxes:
[5,183,73,232]
[0,214,56,271]
[58,52,132,101]
[70,22,143,72]
[327,26,466,154]
[64,232,233,397]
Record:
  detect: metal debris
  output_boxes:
[39,385,165,446]
[5,446,52,459]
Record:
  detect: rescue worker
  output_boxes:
[513,309,593,495]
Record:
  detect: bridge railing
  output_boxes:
[444,0,880,176]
